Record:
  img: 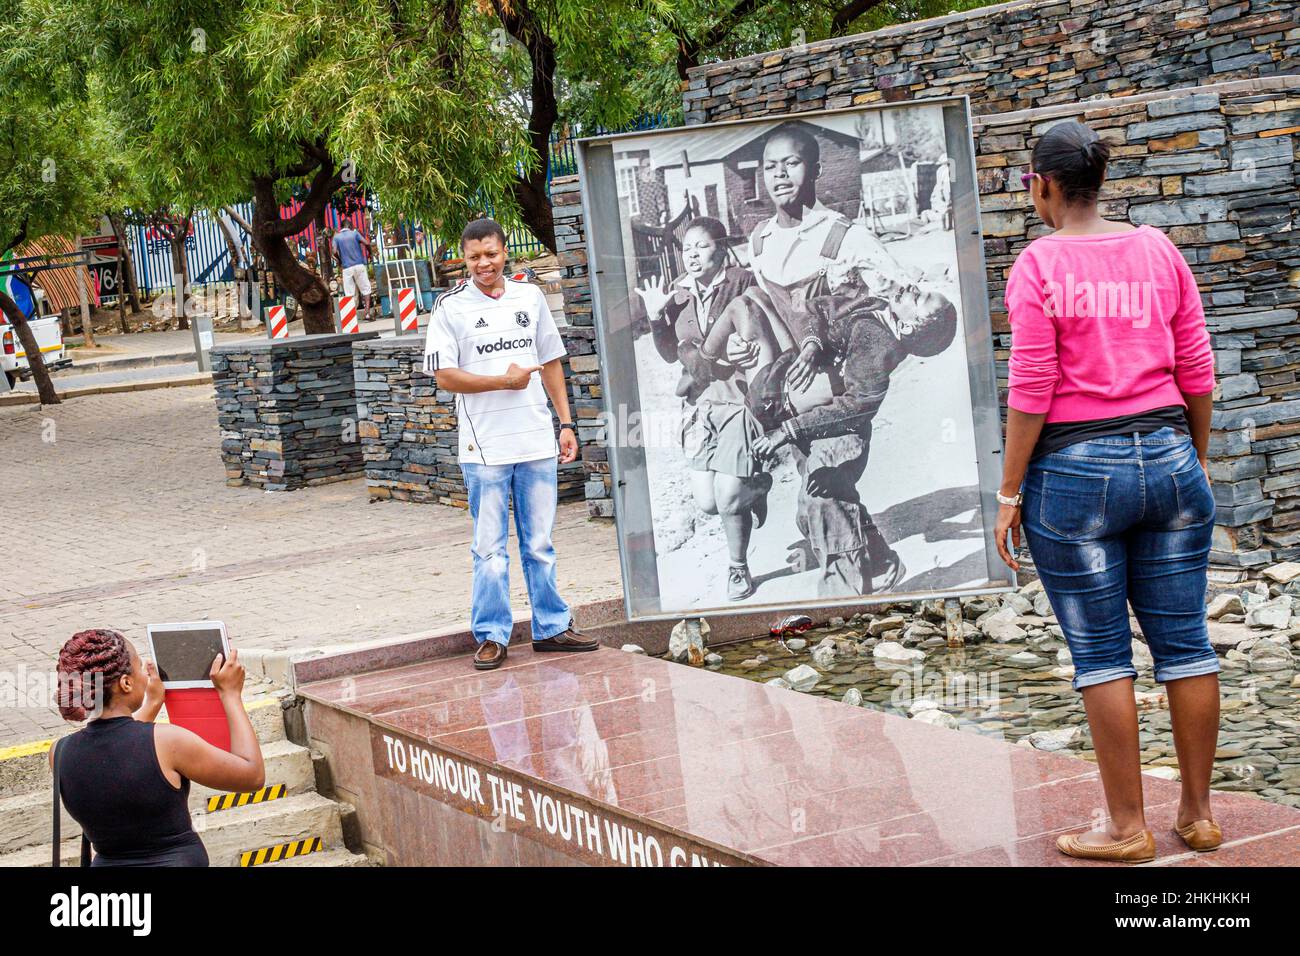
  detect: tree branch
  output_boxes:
[830,0,888,31]
[222,205,254,235]
[673,0,767,81]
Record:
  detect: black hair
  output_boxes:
[1031,119,1111,204]
[763,123,821,167]
[682,216,727,243]
[460,217,508,250]
[901,292,958,357]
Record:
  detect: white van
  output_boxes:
[1,288,70,389]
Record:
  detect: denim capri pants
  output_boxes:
[1020,426,1221,691]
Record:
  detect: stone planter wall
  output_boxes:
[211,332,378,491]
[352,336,587,507]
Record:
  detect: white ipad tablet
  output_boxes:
[145,621,231,688]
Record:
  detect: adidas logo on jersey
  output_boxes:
[475,317,488,328]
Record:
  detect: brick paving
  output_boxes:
[0,385,622,746]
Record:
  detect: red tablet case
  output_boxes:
[163,688,230,751]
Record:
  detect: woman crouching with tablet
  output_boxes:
[51,628,265,866]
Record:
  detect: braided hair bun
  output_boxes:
[56,628,132,721]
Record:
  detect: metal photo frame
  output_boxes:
[576,96,1015,622]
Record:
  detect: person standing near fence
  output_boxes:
[332,223,373,319]
[994,120,1221,863]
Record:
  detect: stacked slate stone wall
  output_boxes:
[352,335,587,507]
[552,175,614,516]
[211,332,378,491]
[973,77,1300,571]
[681,0,1297,124]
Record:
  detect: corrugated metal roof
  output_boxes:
[15,235,99,313]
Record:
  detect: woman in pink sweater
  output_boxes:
[994,120,1221,863]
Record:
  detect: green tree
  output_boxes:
[0,5,112,404]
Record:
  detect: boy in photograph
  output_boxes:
[423,218,597,670]
[750,287,958,596]
[733,122,913,593]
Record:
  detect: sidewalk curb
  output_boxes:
[62,350,195,376]
[0,373,213,407]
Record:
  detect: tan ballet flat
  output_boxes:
[1173,819,1222,851]
[1056,828,1156,863]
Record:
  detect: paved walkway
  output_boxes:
[0,385,622,746]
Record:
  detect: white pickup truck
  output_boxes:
[1,285,70,389]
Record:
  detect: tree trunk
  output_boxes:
[511,175,556,253]
[117,245,129,333]
[249,146,343,336]
[315,207,333,287]
[107,212,142,315]
[0,289,58,404]
[169,233,190,330]
[251,198,332,333]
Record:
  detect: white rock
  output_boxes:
[1001,593,1033,615]
[1249,642,1295,673]
[912,708,959,729]
[1263,562,1300,584]
[784,637,807,651]
[1019,578,1046,597]
[1006,651,1046,667]
[811,645,837,668]
[1142,766,1180,780]
[1027,726,1081,751]
[985,620,1028,644]
[1033,590,1053,618]
[784,664,822,691]
[668,618,710,665]
[977,606,1019,630]
[704,652,723,666]
[1206,593,1244,619]
[1131,639,1154,669]
[868,614,908,636]
[873,641,925,663]
[1056,647,1073,665]
[766,677,791,690]
[842,688,863,706]
[621,644,646,655]
[1207,621,1253,650]
[908,697,940,715]
[1050,665,1076,680]
[1245,595,1293,630]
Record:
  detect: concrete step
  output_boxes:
[0,701,298,856]
[0,738,315,856]
[0,791,344,868]
[268,847,374,868]
[193,791,345,867]
[190,739,315,812]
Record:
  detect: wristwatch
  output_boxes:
[558,422,576,433]
[996,490,1023,507]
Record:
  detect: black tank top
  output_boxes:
[58,717,208,866]
[1030,404,1189,460]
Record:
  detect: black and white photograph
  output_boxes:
[584,101,1004,617]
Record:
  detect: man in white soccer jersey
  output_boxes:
[423,219,598,670]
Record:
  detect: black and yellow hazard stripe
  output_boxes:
[207,783,287,813]
[239,836,322,867]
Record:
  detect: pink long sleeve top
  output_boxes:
[1005,225,1216,422]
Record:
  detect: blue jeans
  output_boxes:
[461,456,571,647]
[1020,427,1220,691]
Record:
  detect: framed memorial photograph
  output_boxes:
[576,97,1015,620]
